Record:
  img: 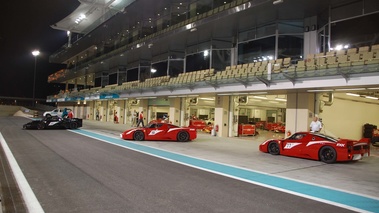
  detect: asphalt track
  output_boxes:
[0,116,378,212]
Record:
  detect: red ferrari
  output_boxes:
[120,122,197,142]
[259,132,370,163]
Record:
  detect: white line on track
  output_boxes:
[0,132,44,213]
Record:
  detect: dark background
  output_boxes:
[0,0,80,98]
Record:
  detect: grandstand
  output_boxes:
[46,0,379,139]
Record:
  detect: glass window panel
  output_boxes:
[212,49,231,71]
[278,21,303,34]
[238,36,275,64]
[186,52,210,72]
[331,1,362,22]
[127,68,139,82]
[256,24,276,38]
[331,13,379,48]
[278,35,303,60]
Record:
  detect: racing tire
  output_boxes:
[371,137,379,147]
[37,123,45,130]
[133,131,145,141]
[177,131,190,142]
[45,114,51,118]
[70,122,78,129]
[319,146,337,163]
[268,141,280,155]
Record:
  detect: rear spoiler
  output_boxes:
[359,138,371,143]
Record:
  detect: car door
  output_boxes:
[145,123,168,141]
[281,133,308,157]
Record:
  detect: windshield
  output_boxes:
[312,133,338,142]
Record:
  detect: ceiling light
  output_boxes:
[365,96,378,100]
[253,96,268,99]
[199,97,215,101]
[269,101,279,104]
[367,87,379,90]
[307,89,334,92]
[346,93,360,97]
[335,88,365,91]
[275,98,287,101]
[273,0,283,5]
[249,92,268,95]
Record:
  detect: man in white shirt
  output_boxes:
[310,115,322,132]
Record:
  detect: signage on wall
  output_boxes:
[100,94,120,99]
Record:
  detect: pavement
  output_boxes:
[1,116,379,212]
[81,119,379,199]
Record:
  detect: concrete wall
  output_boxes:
[320,98,379,140]
[0,106,21,116]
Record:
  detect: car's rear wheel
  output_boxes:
[268,141,280,155]
[70,122,78,129]
[177,131,190,142]
[133,131,145,141]
[37,123,45,130]
[45,114,51,118]
[319,146,337,163]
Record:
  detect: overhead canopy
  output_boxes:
[51,0,135,34]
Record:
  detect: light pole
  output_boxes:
[31,50,40,107]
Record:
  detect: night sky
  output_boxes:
[0,0,80,99]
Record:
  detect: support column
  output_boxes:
[180,97,189,127]
[285,92,315,134]
[214,96,230,137]
[304,16,318,57]
[169,98,181,126]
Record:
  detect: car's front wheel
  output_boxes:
[268,141,280,155]
[319,146,337,163]
[133,131,145,141]
[45,114,51,118]
[177,131,190,142]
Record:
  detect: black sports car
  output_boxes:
[23,116,83,130]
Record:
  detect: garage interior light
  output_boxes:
[346,93,360,97]
[365,96,378,100]
[253,96,268,99]
[335,88,365,91]
[307,89,334,92]
[275,97,287,101]
[249,92,267,95]
[199,97,215,101]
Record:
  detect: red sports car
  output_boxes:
[120,122,197,142]
[259,132,370,163]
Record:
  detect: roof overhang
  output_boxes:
[51,0,135,34]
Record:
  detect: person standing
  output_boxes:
[62,108,68,118]
[309,115,322,132]
[96,109,100,121]
[68,110,74,119]
[137,111,144,127]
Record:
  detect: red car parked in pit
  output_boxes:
[259,132,370,163]
[120,122,197,142]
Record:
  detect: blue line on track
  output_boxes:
[73,129,379,213]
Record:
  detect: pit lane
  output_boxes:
[1,116,378,212]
